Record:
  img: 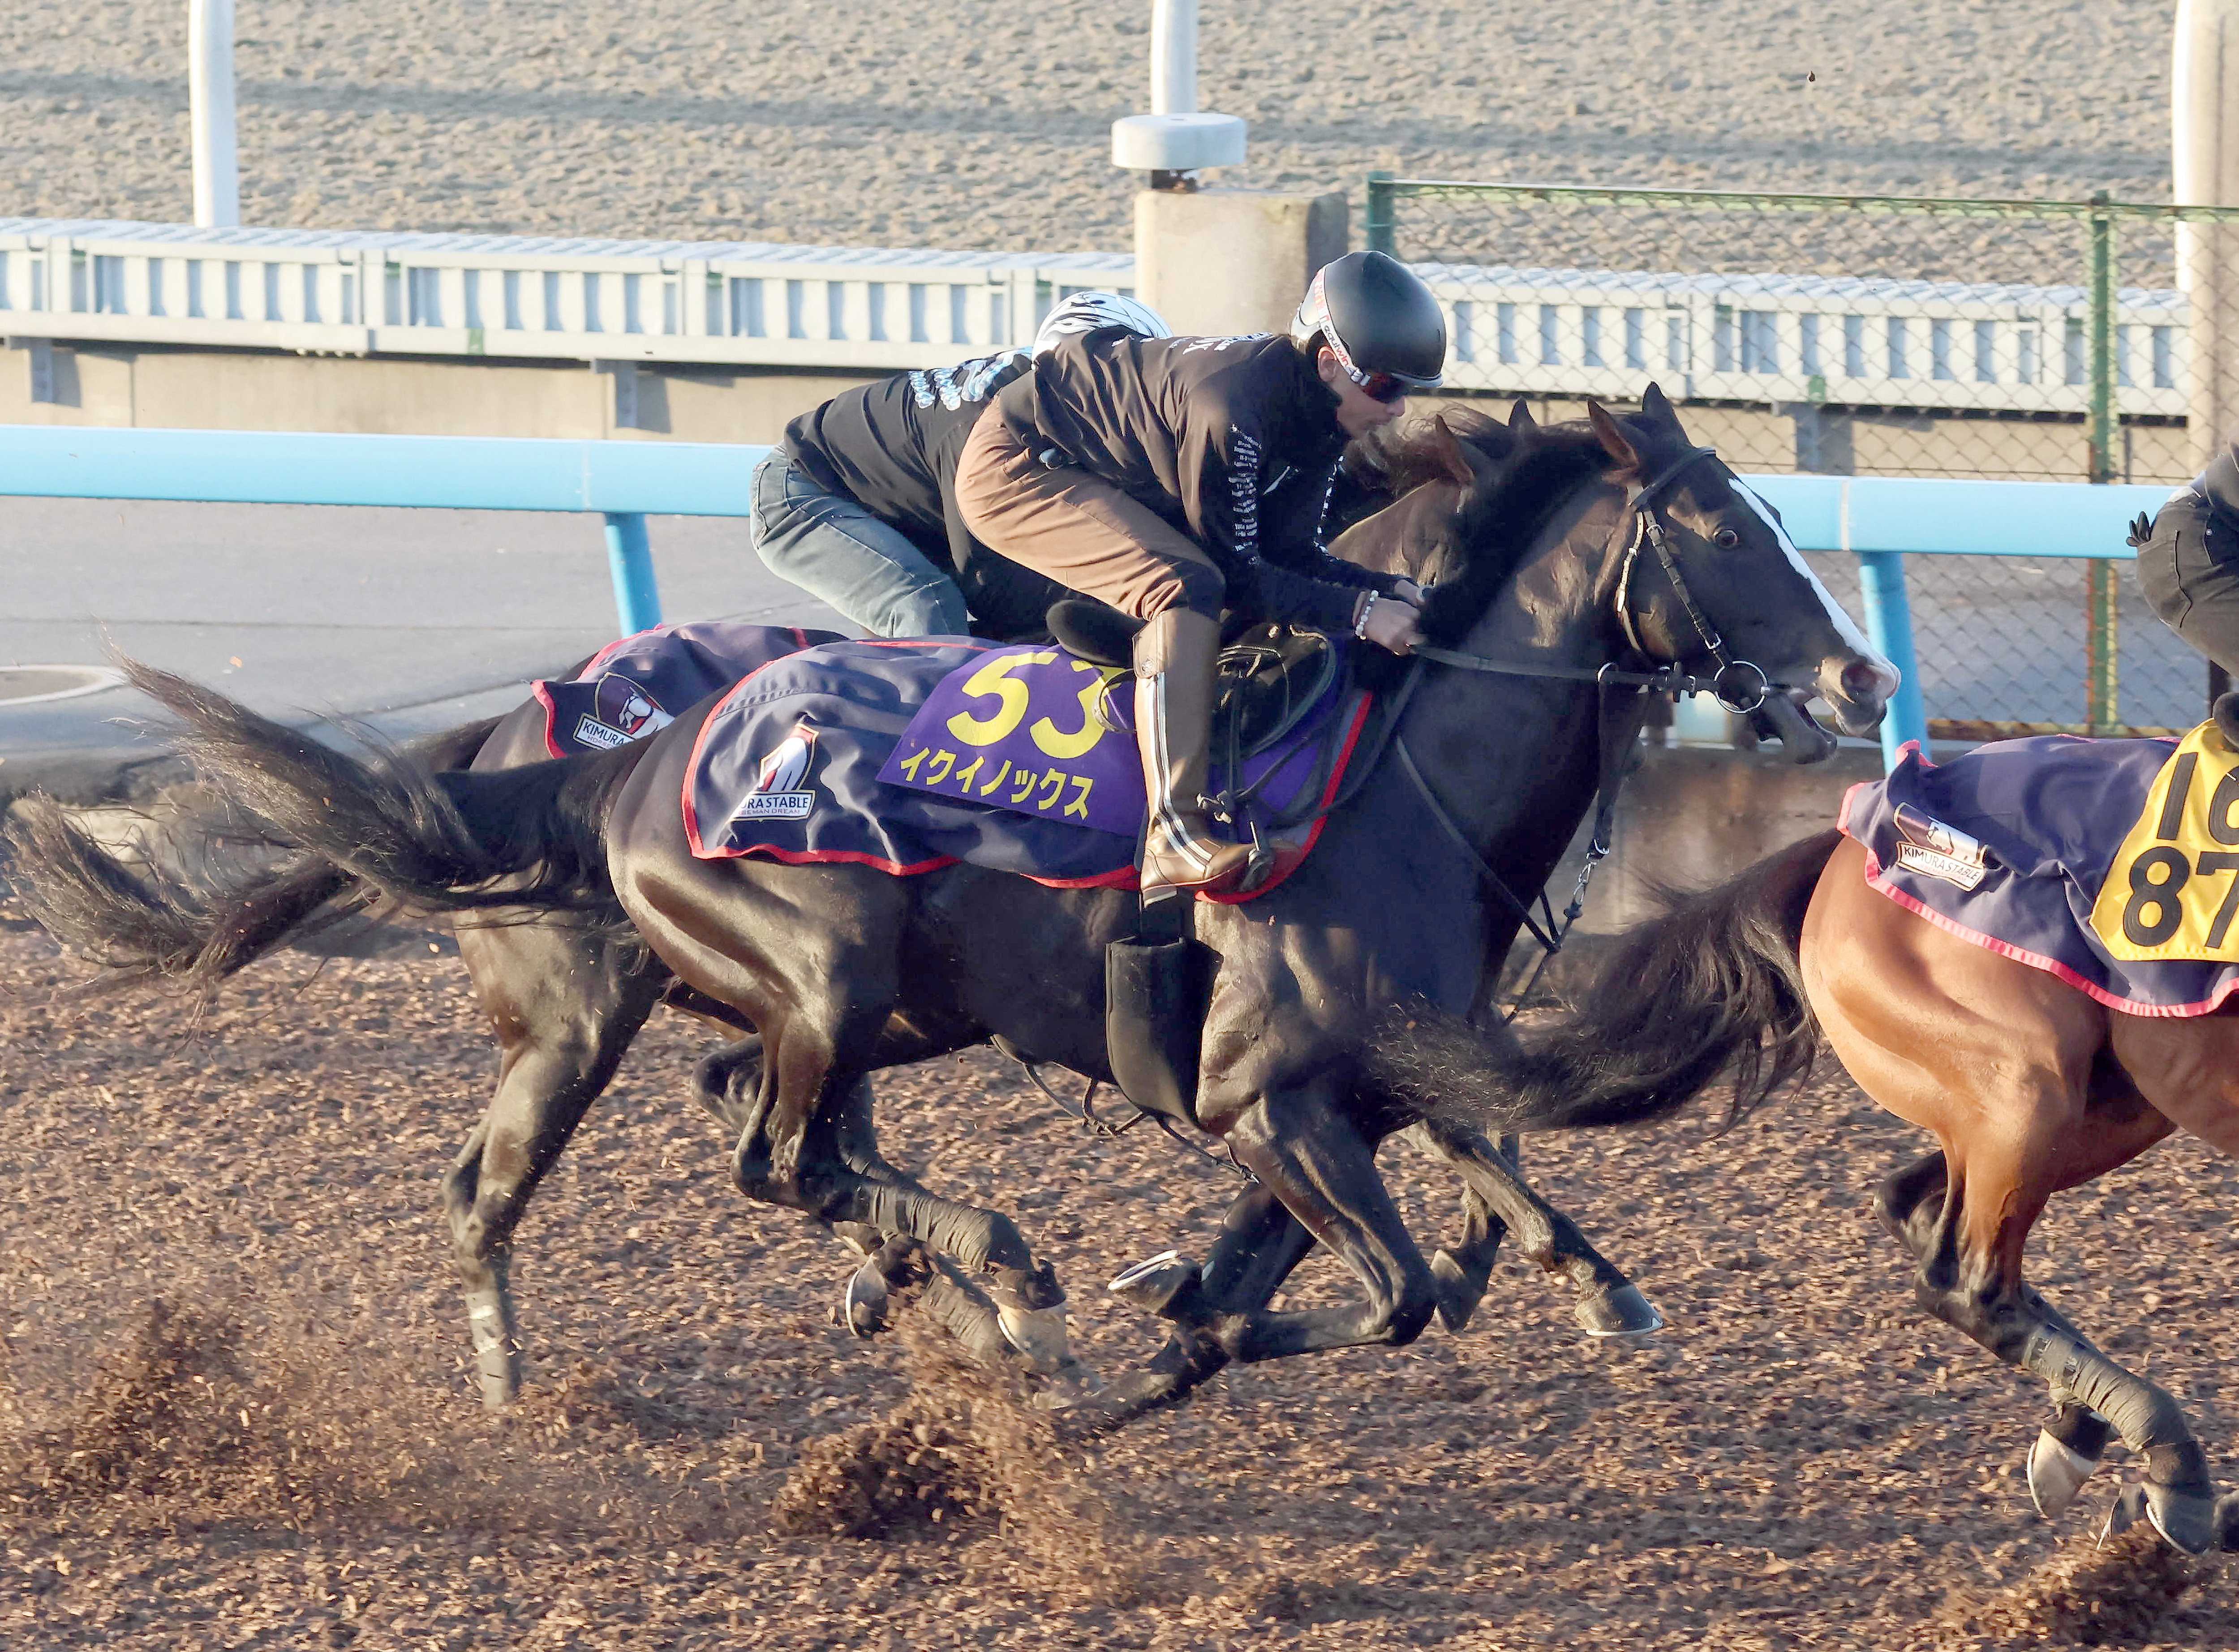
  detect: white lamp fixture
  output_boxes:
[1111,0,1246,188]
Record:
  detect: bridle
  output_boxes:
[1413,442,1781,717]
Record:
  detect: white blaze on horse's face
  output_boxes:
[1732,483,1901,736]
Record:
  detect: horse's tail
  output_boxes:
[5,709,516,992]
[14,661,640,955]
[135,659,643,916]
[1363,827,1841,1133]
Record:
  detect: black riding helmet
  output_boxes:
[1289,249,1446,397]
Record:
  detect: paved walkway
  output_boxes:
[0,496,848,802]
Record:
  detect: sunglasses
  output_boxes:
[1343,365,1411,404]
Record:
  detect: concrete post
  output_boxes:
[189,0,241,228]
[1133,190,1349,338]
[2175,0,2239,470]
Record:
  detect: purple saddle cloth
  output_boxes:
[681,637,1370,898]
[1839,734,2239,1016]
[533,621,843,757]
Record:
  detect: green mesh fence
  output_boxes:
[1367,179,2239,738]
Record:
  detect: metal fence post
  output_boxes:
[1857,549,1929,770]
[1365,172,1396,257]
[2085,192,2121,735]
[602,511,662,635]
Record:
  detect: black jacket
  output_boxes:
[992,331,1401,632]
[781,353,1071,637]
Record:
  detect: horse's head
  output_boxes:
[1586,385,1898,752]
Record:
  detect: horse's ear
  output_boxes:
[1639,382,1678,425]
[1427,415,1476,488]
[1586,399,1640,475]
[1508,397,1537,431]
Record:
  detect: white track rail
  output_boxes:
[1414,263,2187,418]
[0,216,2187,417]
[0,218,1133,371]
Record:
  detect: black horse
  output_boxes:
[13,388,1893,1418]
[15,408,1680,1412]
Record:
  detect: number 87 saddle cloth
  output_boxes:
[1838,725,2239,1016]
[679,630,1371,901]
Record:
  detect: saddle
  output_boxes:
[1044,599,1342,761]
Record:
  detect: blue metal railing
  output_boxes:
[0,424,767,637]
[0,425,2179,770]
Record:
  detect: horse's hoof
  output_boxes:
[1574,1283,1663,1339]
[842,1257,891,1340]
[1430,1248,1493,1334]
[2214,1491,2239,1553]
[1028,1357,1106,1412]
[2101,1483,2146,1545]
[2144,1480,2219,1557]
[2028,1427,2101,1518]
[1107,1250,1203,1321]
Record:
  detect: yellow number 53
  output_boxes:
[945,652,1119,761]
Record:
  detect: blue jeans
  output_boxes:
[750,451,971,638]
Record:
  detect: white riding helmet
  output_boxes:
[1031,290,1172,354]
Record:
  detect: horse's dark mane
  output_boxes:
[1410,423,1618,648]
[1366,405,1513,493]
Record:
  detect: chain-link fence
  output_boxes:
[1367,179,2239,738]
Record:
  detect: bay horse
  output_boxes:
[17,386,1895,1420]
[1370,823,2239,1555]
[20,409,1676,1410]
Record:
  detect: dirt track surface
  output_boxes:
[0,919,2235,1651]
[6,0,2173,250]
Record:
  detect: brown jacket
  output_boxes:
[992,330,1397,631]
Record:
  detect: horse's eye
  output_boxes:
[1712,527,1741,550]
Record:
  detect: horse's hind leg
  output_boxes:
[1873,1141,2144,1519]
[448,920,665,1407]
[1407,1118,1662,1338]
[690,1034,764,1133]
[1806,878,2213,1552]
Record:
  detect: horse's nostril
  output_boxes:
[1840,659,1885,701]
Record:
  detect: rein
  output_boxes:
[1388,442,1761,1016]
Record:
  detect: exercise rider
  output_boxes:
[752,292,1172,639]
[954,249,1445,896]
[2133,441,2239,743]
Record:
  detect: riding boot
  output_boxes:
[1134,609,1252,897]
[2215,689,2239,750]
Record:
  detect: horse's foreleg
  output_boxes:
[447,923,664,1408]
[1407,1118,1662,1338]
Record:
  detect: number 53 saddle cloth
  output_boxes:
[1839,725,2239,1017]
[680,635,1371,901]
